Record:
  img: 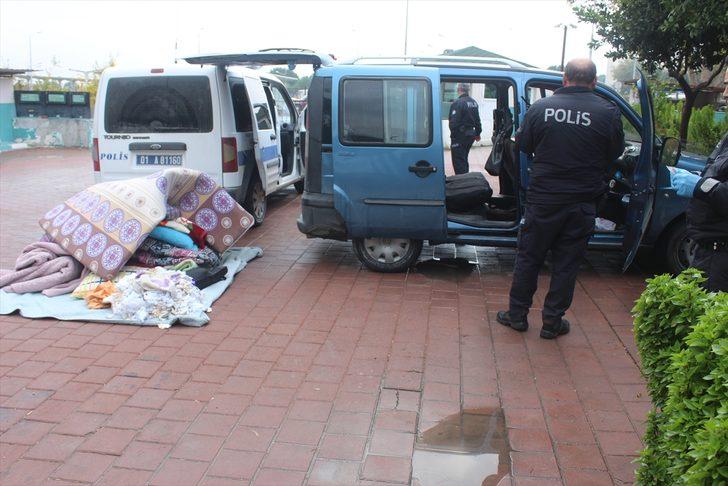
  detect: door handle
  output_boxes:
[270,133,277,140]
[408,160,437,178]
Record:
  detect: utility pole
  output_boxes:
[403,0,409,56]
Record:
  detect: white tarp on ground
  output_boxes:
[0,246,261,327]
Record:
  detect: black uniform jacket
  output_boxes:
[449,94,482,139]
[518,86,625,205]
[687,131,728,241]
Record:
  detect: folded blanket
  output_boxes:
[0,241,84,297]
[150,226,197,250]
[129,238,221,268]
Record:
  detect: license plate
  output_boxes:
[136,154,183,166]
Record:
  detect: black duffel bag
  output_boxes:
[445,172,493,212]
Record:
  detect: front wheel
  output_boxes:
[658,219,696,275]
[352,237,423,273]
[243,175,266,226]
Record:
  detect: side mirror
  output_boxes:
[660,137,681,167]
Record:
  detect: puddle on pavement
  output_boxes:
[412,408,511,486]
[414,258,476,280]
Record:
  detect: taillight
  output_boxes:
[222,137,237,173]
[92,138,100,171]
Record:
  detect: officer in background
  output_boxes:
[498,58,625,339]
[669,72,728,291]
[449,83,482,174]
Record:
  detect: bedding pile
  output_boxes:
[0,169,259,327]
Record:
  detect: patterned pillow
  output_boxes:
[39,169,254,279]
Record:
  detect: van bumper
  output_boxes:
[297,192,348,241]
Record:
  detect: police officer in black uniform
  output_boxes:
[449,83,482,174]
[497,59,625,339]
[669,76,728,293]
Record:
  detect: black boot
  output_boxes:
[496,311,529,332]
[540,318,570,339]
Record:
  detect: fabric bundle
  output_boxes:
[129,238,221,268]
[108,267,205,323]
[0,242,84,297]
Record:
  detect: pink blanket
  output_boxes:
[0,242,84,297]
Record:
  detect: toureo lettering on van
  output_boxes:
[543,108,591,126]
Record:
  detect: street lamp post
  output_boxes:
[28,31,43,69]
[403,0,409,56]
[555,23,576,71]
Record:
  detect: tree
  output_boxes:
[571,0,728,145]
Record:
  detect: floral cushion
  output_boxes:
[39,169,254,279]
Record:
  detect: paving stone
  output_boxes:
[0,148,657,486]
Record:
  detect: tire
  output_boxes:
[658,219,696,275]
[294,179,305,194]
[352,237,423,273]
[243,174,266,226]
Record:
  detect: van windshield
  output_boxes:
[104,76,213,133]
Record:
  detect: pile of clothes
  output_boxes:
[69,216,229,314]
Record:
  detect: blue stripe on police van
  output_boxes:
[260,145,278,161]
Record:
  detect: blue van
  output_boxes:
[296,55,707,273]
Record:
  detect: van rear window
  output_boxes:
[104,76,213,133]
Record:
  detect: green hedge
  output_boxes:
[632,270,728,484]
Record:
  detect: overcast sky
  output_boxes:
[0,0,609,76]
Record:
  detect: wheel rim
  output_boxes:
[252,183,265,220]
[363,238,411,264]
[677,234,697,270]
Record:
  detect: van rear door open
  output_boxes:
[243,78,280,194]
[96,70,221,183]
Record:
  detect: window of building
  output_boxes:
[19,92,41,103]
[341,78,431,146]
[71,93,87,105]
[46,93,67,104]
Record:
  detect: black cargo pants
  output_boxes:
[508,201,596,323]
[693,246,728,292]
[451,136,474,175]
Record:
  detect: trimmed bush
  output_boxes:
[632,269,711,407]
[633,271,728,485]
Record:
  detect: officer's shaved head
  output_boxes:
[458,83,471,95]
[564,59,597,88]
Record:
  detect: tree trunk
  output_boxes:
[678,91,696,148]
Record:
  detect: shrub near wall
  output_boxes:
[632,270,728,485]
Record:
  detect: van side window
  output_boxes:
[341,78,431,146]
[231,82,253,132]
[254,104,273,130]
[271,86,293,126]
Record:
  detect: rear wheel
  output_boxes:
[352,237,423,273]
[658,219,696,275]
[243,175,266,226]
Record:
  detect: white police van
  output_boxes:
[92,49,333,224]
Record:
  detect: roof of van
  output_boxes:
[100,63,282,82]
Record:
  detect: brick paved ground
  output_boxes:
[0,148,650,485]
